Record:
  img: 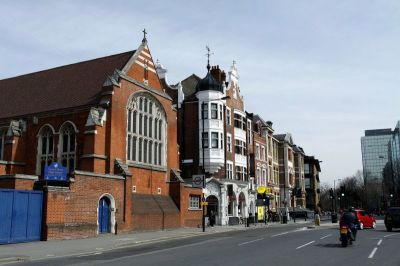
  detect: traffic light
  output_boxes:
[329,188,334,199]
[340,185,345,197]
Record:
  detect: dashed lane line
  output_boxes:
[296,241,315,250]
[320,234,331,240]
[377,239,382,246]
[86,237,232,263]
[271,227,308,238]
[238,238,264,246]
[368,247,378,259]
[271,232,289,237]
[384,233,398,238]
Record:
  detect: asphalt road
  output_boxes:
[14,223,400,266]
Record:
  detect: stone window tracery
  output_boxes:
[127,93,166,166]
[59,123,77,174]
[37,126,54,177]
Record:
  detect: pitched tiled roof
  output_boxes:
[0,51,135,119]
[273,134,286,141]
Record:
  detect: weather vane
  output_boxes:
[205,45,213,72]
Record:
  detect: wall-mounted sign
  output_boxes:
[192,175,204,188]
[44,162,68,181]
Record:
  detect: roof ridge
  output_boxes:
[0,50,135,82]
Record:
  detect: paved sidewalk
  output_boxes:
[0,219,335,264]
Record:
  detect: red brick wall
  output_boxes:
[43,174,125,240]
[0,40,197,240]
[180,185,203,227]
[0,178,35,190]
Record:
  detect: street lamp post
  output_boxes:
[333,178,341,213]
[200,95,230,232]
[202,101,206,232]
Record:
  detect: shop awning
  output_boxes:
[257,187,266,194]
[257,186,271,194]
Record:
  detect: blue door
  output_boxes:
[98,197,111,233]
[0,189,43,244]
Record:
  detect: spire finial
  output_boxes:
[205,45,213,72]
[142,28,147,43]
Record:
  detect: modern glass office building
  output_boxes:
[391,122,400,185]
[361,129,392,183]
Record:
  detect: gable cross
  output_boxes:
[142,28,147,42]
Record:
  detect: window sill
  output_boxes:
[126,161,167,172]
[188,208,202,211]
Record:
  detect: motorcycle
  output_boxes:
[339,224,353,247]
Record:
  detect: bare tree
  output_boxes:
[319,183,332,211]
[337,170,365,210]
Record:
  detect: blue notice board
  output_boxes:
[44,162,68,181]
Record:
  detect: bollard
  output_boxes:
[315,214,320,226]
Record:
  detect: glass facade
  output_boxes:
[361,129,392,183]
[392,122,400,186]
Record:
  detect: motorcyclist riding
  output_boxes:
[340,207,359,240]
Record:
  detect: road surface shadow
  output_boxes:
[316,243,346,248]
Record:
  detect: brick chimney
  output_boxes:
[210,65,226,83]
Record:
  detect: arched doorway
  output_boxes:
[98,197,111,233]
[206,195,219,226]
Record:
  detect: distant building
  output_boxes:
[361,129,392,184]
[293,145,306,208]
[304,156,321,211]
[274,133,295,218]
[391,122,400,196]
[247,113,271,222]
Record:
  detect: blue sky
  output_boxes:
[1,1,399,185]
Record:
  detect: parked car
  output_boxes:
[384,207,400,232]
[355,209,376,229]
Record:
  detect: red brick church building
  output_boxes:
[0,34,202,241]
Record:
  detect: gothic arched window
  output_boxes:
[59,122,77,174]
[0,129,5,161]
[37,125,55,177]
[127,93,166,166]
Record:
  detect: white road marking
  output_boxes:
[320,234,332,239]
[368,247,378,259]
[272,231,289,237]
[76,251,103,258]
[377,239,382,246]
[271,227,308,238]
[384,233,398,238]
[99,237,231,261]
[238,238,264,246]
[296,241,315,249]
